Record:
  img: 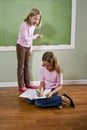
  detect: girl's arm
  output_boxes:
[51,84,63,95]
[52,73,63,94]
[46,84,63,98]
[46,73,63,98]
[23,23,43,41]
[37,81,45,97]
[33,34,43,40]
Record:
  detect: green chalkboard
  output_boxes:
[0,0,71,46]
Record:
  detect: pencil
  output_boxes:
[36,89,41,94]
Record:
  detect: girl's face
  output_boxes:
[43,61,54,71]
[30,15,40,26]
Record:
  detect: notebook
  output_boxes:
[19,88,51,100]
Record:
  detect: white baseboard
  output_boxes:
[63,79,87,85]
[0,79,87,87]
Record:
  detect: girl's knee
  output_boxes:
[35,100,44,107]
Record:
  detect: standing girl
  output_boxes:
[26,51,75,108]
[16,8,43,92]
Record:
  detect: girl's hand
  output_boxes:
[38,34,43,38]
[36,89,43,97]
[37,93,43,97]
[46,92,53,98]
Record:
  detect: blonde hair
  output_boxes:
[42,51,63,74]
[24,8,42,26]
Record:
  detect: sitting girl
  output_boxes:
[26,51,75,108]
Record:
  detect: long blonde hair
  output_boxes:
[24,8,42,27]
[42,51,63,74]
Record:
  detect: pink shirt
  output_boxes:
[40,66,63,89]
[17,21,39,52]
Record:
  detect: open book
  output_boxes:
[19,88,51,100]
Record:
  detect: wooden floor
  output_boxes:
[0,85,87,130]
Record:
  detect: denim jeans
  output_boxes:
[26,94,62,108]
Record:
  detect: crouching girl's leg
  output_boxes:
[35,94,62,108]
[26,98,35,104]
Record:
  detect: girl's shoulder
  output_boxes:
[20,21,33,29]
[57,72,63,77]
[21,21,30,26]
[40,65,47,72]
[40,65,45,70]
[22,21,28,26]
[21,21,25,24]
[20,21,26,27]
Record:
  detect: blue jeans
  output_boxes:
[26,94,62,108]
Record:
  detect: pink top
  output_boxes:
[17,21,39,52]
[40,66,63,89]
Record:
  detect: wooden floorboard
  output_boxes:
[0,85,87,130]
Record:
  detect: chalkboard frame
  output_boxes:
[0,0,76,51]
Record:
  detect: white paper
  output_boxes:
[19,88,51,100]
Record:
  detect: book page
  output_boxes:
[19,89,51,100]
